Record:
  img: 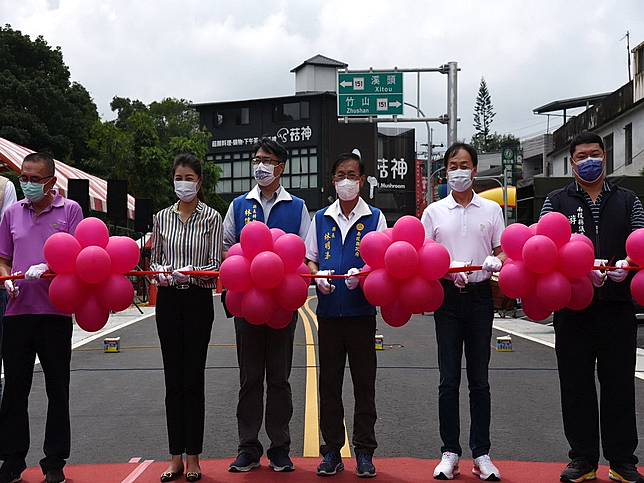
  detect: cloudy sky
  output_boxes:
[2,0,643,148]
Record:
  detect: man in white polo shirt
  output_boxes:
[421,142,505,481]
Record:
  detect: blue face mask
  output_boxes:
[575,157,604,184]
[20,181,46,202]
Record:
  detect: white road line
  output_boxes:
[71,312,155,350]
[121,459,154,483]
[128,457,141,463]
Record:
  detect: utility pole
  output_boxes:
[621,31,632,82]
[447,61,458,146]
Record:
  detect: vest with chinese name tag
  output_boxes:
[315,204,381,318]
[232,192,304,242]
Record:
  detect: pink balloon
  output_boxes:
[250,251,285,289]
[557,241,594,279]
[243,288,276,325]
[44,232,81,274]
[360,231,391,269]
[500,223,532,260]
[570,233,594,251]
[363,268,398,306]
[49,274,87,313]
[296,263,312,287]
[630,270,644,306]
[270,228,286,243]
[529,223,538,236]
[267,307,293,330]
[537,212,571,247]
[567,276,594,310]
[275,273,309,311]
[626,228,644,266]
[273,234,306,272]
[219,255,252,292]
[105,236,140,274]
[498,261,535,299]
[399,276,432,314]
[227,243,244,257]
[240,221,273,260]
[359,264,372,288]
[74,217,110,248]
[381,300,412,327]
[418,242,450,281]
[383,228,394,241]
[521,295,552,322]
[522,235,558,274]
[75,294,110,332]
[392,215,425,250]
[225,290,244,317]
[422,280,445,313]
[76,246,112,284]
[97,274,134,312]
[535,271,571,311]
[384,241,419,279]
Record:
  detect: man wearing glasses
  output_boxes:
[223,137,311,474]
[0,153,83,483]
[305,151,386,478]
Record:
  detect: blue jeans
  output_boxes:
[0,289,7,399]
[433,281,494,458]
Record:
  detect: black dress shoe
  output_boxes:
[160,465,183,482]
[186,471,202,482]
[45,468,66,483]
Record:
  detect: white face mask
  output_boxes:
[335,179,360,201]
[174,180,198,202]
[447,169,473,192]
[254,162,276,187]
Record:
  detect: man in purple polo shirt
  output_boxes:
[0,153,83,483]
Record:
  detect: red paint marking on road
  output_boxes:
[121,459,154,483]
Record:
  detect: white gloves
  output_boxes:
[482,256,502,273]
[448,261,469,289]
[315,270,335,295]
[25,263,49,280]
[589,259,606,288]
[4,272,20,298]
[345,267,361,291]
[154,265,173,286]
[607,259,629,283]
[172,265,193,284]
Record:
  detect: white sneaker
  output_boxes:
[433,451,460,480]
[472,454,501,481]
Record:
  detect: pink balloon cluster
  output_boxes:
[498,212,595,320]
[219,221,309,329]
[626,228,644,305]
[360,216,450,327]
[44,217,139,332]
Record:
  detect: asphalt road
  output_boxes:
[20,294,644,469]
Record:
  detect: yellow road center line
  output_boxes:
[304,298,352,459]
[300,303,320,457]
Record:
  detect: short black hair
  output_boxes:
[252,137,288,164]
[569,132,604,156]
[23,152,55,177]
[443,142,478,168]
[172,153,205,202]
[331,153,365,177]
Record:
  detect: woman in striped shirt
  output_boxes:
[151,153,223,482]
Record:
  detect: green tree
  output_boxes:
[83,97,225,215]
[0,24,98,161]
[471,77,496,152]
[485,132,520,152]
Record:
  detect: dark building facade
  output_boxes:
[194,55,416,221]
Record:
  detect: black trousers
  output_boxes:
[156,286,214,456]
[433,281,494,458]
[318,316,378,456]
[554,301,638,465]
[234,315,297,460]
[0,290,6,400]
[0,314,72,473]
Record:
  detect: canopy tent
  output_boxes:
[0,137,135,219]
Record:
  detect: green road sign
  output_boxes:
[337,71,404,116]
[502,147,517,167]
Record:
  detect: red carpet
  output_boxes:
[18,458,643,482]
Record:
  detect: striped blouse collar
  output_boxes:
[171,200,205,213]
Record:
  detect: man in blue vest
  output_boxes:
[305,151,387,478]
[223,137,311,474]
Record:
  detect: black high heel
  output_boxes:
[186,471,202,482]
[159,465,184,482]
